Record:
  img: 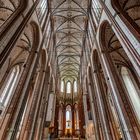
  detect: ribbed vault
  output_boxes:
[51,0,88,82]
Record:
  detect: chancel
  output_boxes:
[0,0,140,140]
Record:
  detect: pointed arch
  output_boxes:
[0,65,20,110]
[66,81,71,94]
[66,105,72,129]
[73,80,77,93]
[61,80,65,92]
[121,66,140,121]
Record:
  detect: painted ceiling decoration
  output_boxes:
[51,0,89,82]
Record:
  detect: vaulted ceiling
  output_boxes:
[51,0,89,82]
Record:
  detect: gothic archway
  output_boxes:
[92,50,122,139]
[99,20,140,138]
[0,21,41,139]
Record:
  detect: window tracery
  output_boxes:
[66,105,72,129]
[0,65,20,110]
[74,80,77,93]
[36,0,48,22]
[66,81,71,94]
[121,67,140,121]
[61,80,64,92]
[91,0,102,21]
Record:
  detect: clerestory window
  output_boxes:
[121,67,140,122]
[0,65,20,111]
[61,80,64,92]
[66,81,71,94]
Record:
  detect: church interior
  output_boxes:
[0,0,140,139]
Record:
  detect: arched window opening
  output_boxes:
[74,80,77,93]
[108,91,123,138]
[61,80,64,92]
[100,21,140,136]
[0,65,20,110]
[66,81,71,94]
[121,67,140,121]
[66,105,72,129]
[91,0,102,22]
[36,0,48,22]
[66,111,70,121]
[44,22,51,46]
[92,50,124,138]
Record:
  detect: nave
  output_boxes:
[0,0,140,139]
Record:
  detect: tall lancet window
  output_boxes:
[37,0,48,22]
[61,80,64,92]
[91,0,102,21]
[0,65,20,109]
[121,67,140,121]
[74,80,77,93]
[66,105,72,129]
[66,81,71,94]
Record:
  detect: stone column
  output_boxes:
[83,94,89,128]
[87,74,104,140]
[29,69,47,140]
[18,86,34,140]
[53,100,59,138]
[89,5,140,137]
[72,106,75,136]
[78,96,86,138]
[72,82,75,136]
[20,66,45,140]
[63,106,66,136]
[91,62,119,140]
[34,71,51,140]
[51,92,57,127]
[40,74,52,140]
[83,94,91,139]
